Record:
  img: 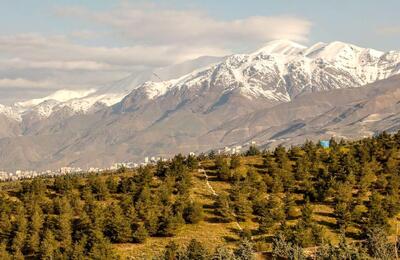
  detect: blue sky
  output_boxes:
[0,0,399,103]
[1,0,399,50]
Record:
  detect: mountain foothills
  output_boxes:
[0,40,400,170]
[0,135,399,259]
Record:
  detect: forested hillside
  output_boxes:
[0,132,399,259]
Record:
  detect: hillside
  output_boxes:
[0,133,399,259]
[0,40,399,171]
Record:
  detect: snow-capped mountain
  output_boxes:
[0,56,223,121]
[0,104,21,121]
[2,40,399,122]
[0,40,400,171]
[126,40,400,104]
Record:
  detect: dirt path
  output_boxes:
[198,167,243,231]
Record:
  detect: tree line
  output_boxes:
[0,132,399,259]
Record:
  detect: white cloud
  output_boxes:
[376,26,400,36]
[0,78,53,89]
[0,58,113,71]
[1,3,312,103]
[0,78,96,91]
[57,4,312,49]
[0,33,228,68]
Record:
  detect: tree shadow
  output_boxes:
[316,220,337,229]
[314,211,335,218]
[204,216,225,223]
[345,230,363,240]
[223,236,238,243]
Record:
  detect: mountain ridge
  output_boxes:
[0,40,399,171]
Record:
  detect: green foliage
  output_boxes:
[184,239,208,260]
[230,155,242,169]
[215,157,231,181]
[246,145,261,156]
[213,193,235,223]
[183,201,204,224]
[234,239,255,260]
[1,132,400,258]
[132,223,148,243]
[104,203,132,243]
[272,234,306,260]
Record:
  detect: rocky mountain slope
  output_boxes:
[0,40,399,171]
[0,56,222,123]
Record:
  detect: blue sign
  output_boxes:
[320,140,330,148]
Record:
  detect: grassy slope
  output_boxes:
[1,156,398,259]
[114,156,400,259]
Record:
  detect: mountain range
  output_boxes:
[1,40,400,171]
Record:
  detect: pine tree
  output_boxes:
[104,203,132,243]
[366,192,389,230]
[132,223,148,243]
[70,237,86,259]
[230,155,241,169]
[211,245,234,260]
[184,239,208,260]
[230,183,252,222]
[215,157,231,181]
[11,206,27,255]
[161,241,180,260]
[234,239,255,260]
[39,229,58,259]
[87,229,117,260]
[246,145,260,156]
[213,193,234,223]
[57,209,73,254]
[0,243,11,260]
[26,204,44,255]
[366,227,395,259]
[183,201,204,224]
[333,181,353,229]
[258,195,285,234]
[0,212,12,246]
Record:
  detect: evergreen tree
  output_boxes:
[258,195,285,234]
[211,245,234,260]
[230,155,241,170]
[215,157,231,181]
[161,241,180,260]
[333,181,353,229]
[184,239,208,260]
[26,204,44,255]
[213,193,235,223]
[39,229,58,259]
[11,206,27,255]
[366,227,395,259]
[234,239,255,260]
[246,145,260,156]
[183,201,204,224]
[104,203,132,243]
[0,243,11,260]
[132,223,148,243]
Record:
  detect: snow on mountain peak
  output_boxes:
[16,89,96,109]
[132,40,400,104]
[0,104,21,121]
[1,40,399,122]
[304,41,384,61]
[255,39,307,56]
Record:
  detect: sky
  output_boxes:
[0,0,399,104]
